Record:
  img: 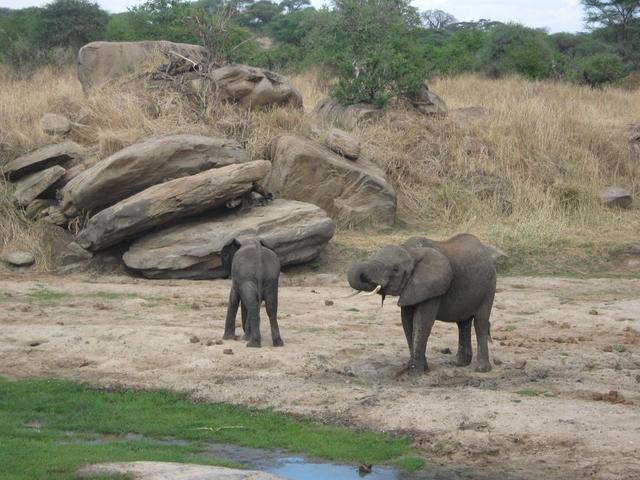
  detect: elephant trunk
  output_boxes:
[347,261,376,292]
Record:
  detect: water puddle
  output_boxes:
[57,432,502,480]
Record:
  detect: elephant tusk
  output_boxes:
[364,285,382,296]
[339,290,362,299]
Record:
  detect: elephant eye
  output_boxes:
[392,265,400,274]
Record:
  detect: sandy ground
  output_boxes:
[0,272,639,479]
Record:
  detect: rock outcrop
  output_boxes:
[123,199,336,279]
[264,135,396,226]
[77,160,271,251]
[77,41,208,91]
[3,141,82,180]
[210,64,303,110]
[14,165,65,207]
[326,128,361,160]
[60,134,250,216]
[1,251,35,267]
[313,98,382,129]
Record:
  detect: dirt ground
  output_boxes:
[1,272,639,479]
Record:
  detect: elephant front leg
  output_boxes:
[409,300,439,376]
[223,283,240,340]
[401,306,414,360]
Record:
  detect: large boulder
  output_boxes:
[210,64,303,110]
[78,41,208,91]
[313,97,382,130]
[77,461,284,480]
[60,134,250,216]
[3,141,82,180]
[77,160,271,251]
[123,199,336,279]
[13,165,66,207]
[263,135,396,226]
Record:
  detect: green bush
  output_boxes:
[578,52,627,86]
[478,23,555,79]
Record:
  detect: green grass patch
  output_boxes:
[514,389,555,398]
[0,377,421,479]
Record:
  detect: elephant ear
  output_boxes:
[398,247,453,307]
[221,238,241,276]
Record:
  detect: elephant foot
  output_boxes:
[222,333,236,341]
[243,333,250,341]
[474,361,492,373]
[408,360,428,376]
[455,353,472,367]
[246,337,261,348]
[272,337,284,347]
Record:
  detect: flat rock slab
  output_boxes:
[264,135,396,226]
[1,251,35,267]
[60,134,250,216]
[123,199,336,279]
[14,165,66,207]
[77,160,271,251]
[76,461,284,480]
[3,141,82,180]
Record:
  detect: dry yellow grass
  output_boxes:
[1,65,638,275]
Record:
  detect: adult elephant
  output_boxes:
[346,234,496,375]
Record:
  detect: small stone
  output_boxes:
[358,464,373,474]
[191,302,200,310]
[514,360,527,369]
[440,347,452,354]
[324,299,334,306]
[41,113,71,135]
[214,339,223,345]
[493,357,503,366]
[635,375,640,383]
[603,345,613,352]
[326,128,361,160]
[223,348,233,355]
[189,335,200,344]
[599,186,633,209]
[205,340,214,346]
[1,251,35,267]
[28,341,41,347]
[589,309,599,315]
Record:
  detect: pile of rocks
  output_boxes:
[3,134,336,277]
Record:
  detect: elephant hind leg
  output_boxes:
[456,317,473,367]
[473,295,494,373]
[265,281,283,347]
[239,282,261,348]
[223,283,240,340]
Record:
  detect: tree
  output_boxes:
[128,0,198,43]
[581,0,640,54]
[279,0,310,13]
[421,9,456,29]
[238,0,282,28]
[36,0,108,50]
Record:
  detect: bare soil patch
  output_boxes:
[1,273,639,479]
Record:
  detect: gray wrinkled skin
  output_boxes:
[347,234,496,376]
[222,238,283,348]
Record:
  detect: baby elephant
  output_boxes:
[221,237,283,348]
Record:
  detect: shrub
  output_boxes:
[478,23,555,79]
[579,52,627,86]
